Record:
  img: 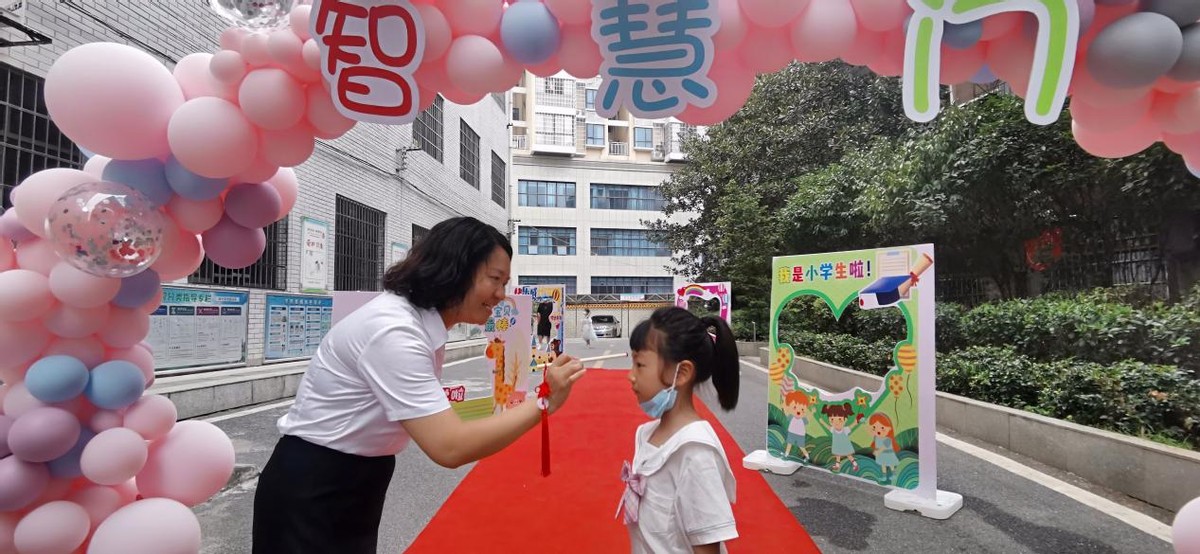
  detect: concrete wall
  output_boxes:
[756,348,1200,513]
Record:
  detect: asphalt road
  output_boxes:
[193,339,1172,553]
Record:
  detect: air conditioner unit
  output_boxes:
[575,109,587,120]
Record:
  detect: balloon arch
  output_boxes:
[1,0,1199,551]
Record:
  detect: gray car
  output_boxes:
[590,315,622,338]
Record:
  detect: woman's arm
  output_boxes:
[401,355,585,468]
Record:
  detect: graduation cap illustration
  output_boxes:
[858,252,934,309]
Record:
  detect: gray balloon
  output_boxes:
[1170,24,1200,80]
[1140,0,1200,27]
[1087,12,1184,88]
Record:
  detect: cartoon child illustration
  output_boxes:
[818,402,864,472]
[782,390,812,462]
[869,413,901,483]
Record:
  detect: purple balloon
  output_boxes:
[224,182,282,229]
[201,216,266,270]
[113,268,162,309]
[8,406,81,462]
[0,455,49,511]
[47,428,95,478]
[0,209,35,242]
[0,415,13,458]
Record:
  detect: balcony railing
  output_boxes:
[534,133,574,148]
[511,134,528,150]
[608,141,628,156]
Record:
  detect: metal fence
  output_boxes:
[334,195,386,292]
[0,63,84,210]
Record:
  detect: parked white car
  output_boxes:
[590,315,622,338]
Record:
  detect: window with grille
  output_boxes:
[0,63,84,210]
[634,127,653,149]
[490,152,506,207]
[590,228,670,257]
[586,124,604,147]
[519,275,577,295]
[590,184,664,211]
[414,95,444,162]
[518,179,575,208]
[534,113,574,147]
[518,226,576,256]
[190,219,289,290]
[334,196,386,291]
[413,224,429,246]
[459,119,480,188]
[585,89,597,111]
[591,276,674,295]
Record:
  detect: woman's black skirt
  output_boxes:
[252,434,396,554]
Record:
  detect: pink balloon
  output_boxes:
[14,500,90,554]
[210,50,249,85]
[939,44,986,85]
[65,485,124,530]
[11,168,96,238]
[201,216,267,270]
[90,410,124,433]
[2,384,46,419]
[676,57,755,125]
[544,0,589,25]
[44,42,183,160]
[235,157,282,184]
[0,513,16,553]
[0,456,49,511]
[43,303,111,339]
[1070,67,1152,109]
[150,225,203,282]
[986,32,1034,85]
[267,168,299,219]
[43,336,106,369]
[446,36,509,95]
[122,395,177,441]
[740,25,795,74]
[139,287,163,316]
[1073,93,1154,133]
[791,0,858,63]
[306,85,356,139]
[714,0,748,50]
[88,498,201,554]
[82,428,148,486]
[83,154,111,178]
[220,27,249,52]
[1071,117,1160,158]
[168,97,259,179]
[841,30,885,66]
[109,344,156,387]
[441,87,486,106]
[136,421,235,506]
[49,262,121,309]
[980,12,1022,41]
[0,240,12,272]
[850,0,909,32]
[16,238,60,275]
[173,53,222,100]
[527,54,563,78]
[415,59,452,92]
[0,321,51,373]
[268,29,304,68]
[444,0,502,35]
[9,406,80,462]
[1151,89,1200,135]
[30,475,73,506]
[261,124,317,167]
[868,30,907,77]
[741,0,809,28]
[302,39,321,72]
[167,195,224,234]
[242,32,272,67]
[417,4,453,61]
[0,269,54,322]
[225,182,284,229]
[239,68,307,131]
[289,5,313,41]
[98,308,150,350]
[0,209,36,243]
[559,24,603,79]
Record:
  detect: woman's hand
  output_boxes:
[544,354,585,414]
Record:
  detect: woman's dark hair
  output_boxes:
[629,306,740,411]
[382,217,511,311]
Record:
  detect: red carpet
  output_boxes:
[406,370,820,553]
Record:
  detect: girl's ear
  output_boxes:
[674,360,697,386]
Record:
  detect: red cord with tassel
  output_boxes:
[536,380,551,477]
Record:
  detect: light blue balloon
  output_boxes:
[102,158,173,207]
[944,21,983,50]
[85,360,146,410]
[970,64,997,84]
[165,155,226,201]
[26,355,90,404]
[47,429,95,478]
[1187,161,1200,179]
[78,146,96,159]
[113,269,161,309]
[500,0,562,65]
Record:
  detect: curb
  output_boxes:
[223,463,260,493]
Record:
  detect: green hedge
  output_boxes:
[781,330,895,375]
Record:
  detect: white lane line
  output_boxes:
[444,355,484,368]
[203,399,294,424]
[738,359,1173,543]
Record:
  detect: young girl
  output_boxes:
[818,402,863,472]
[618,307,741,554]
[869,413,900,483]
[581,308,597,348]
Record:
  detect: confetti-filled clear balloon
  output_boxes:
[45,181,165,278]
[209,0,295,31]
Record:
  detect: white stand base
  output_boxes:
[884,489,964,520]
[742,450,801,475]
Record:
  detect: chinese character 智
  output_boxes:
[591,0,720,119]
[310,0,426,125]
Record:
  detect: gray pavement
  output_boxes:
[193,339,1172,553]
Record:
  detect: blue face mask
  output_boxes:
[639,363,681,419]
